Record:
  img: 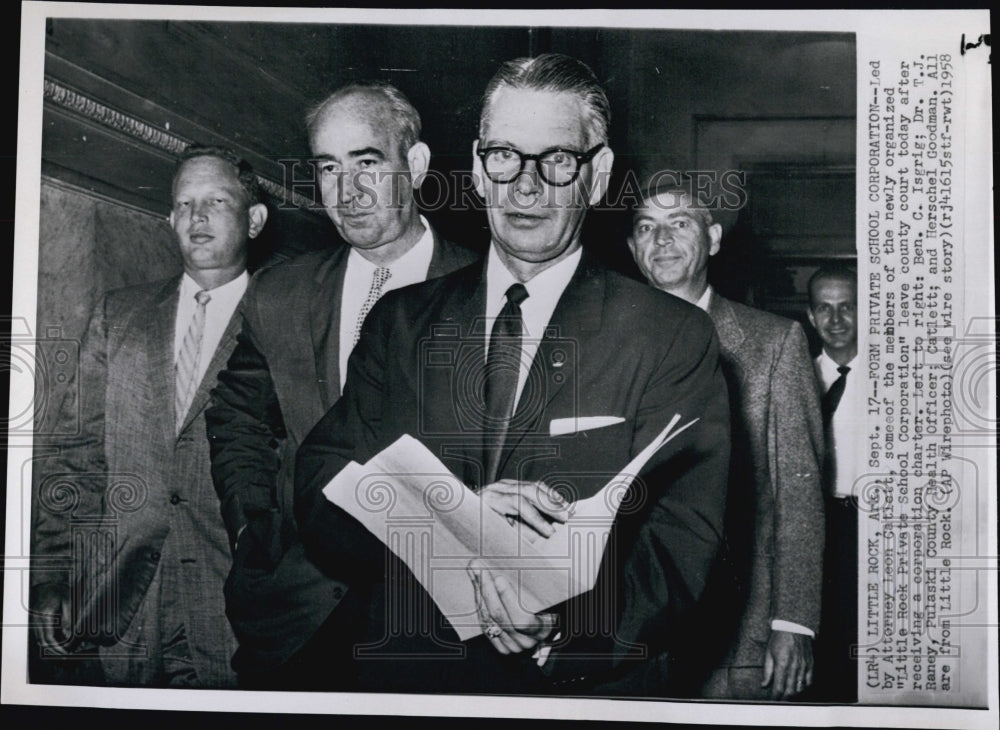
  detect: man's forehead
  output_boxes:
[174,156,240,187]
[317,90,386,124]
[311,100,394,153]
[813,277,857,300]
[634,192,703,219]
[483,87,588,144]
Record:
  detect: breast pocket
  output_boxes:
[528,419,633,503]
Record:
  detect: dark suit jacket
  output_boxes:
[31,276,241,687]
[293,254,731,694]
[697,294,824,676]
[206,232,477,672]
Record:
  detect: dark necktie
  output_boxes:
[821,365,850,494]
[822,365,851,425]
[482,283,529,485]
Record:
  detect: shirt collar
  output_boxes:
[694,284,714,313]
[346,215,434,275]
[485,243,582,328]
[817,349,858,380]
[179,270,248,301]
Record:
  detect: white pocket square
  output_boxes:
[549,416,626,437]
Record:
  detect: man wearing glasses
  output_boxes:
[293,53,730,695]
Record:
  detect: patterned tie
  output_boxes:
[354,266,392,348]
[175,289,211,432]
[482,283,529,485]
[821,365,850,494]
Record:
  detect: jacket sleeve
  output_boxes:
[293,296,393,580]
[613,307,731,655]
[769,321,825,632]
[31,296,110,598]
[206,283,287,550]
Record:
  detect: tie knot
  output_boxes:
[837,365,851,376]
[505,283,528,307]
[194,290,211,306]
[374,267,392,287]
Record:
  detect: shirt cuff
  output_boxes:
[771,620,815,638]
[531,631,562,667]
[234,523,247,552]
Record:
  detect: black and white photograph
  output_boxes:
[3,5,994,728]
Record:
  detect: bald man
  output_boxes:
[628,185,824,700]
[207,82,477,689]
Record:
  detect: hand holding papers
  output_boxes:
[322,414,697,640]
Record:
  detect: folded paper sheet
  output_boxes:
[323,414,696,639]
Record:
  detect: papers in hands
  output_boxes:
[322,413,697,640]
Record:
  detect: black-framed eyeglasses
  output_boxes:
[476,143,604,187]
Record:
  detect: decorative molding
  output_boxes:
[43,78,316,211]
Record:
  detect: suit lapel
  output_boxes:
[426,227,450,279]
[308,245,349,411]
[178,299,245,435]
[146,276,181,444]
[419,261,487,484]
[426,227,476,278]
[497,256,606,477]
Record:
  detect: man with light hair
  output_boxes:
[33,145,267,687]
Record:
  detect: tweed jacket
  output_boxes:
[704,293,825,667]
[32,275,241,686]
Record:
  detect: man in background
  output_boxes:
[206,82,476,689]
[627,182,824,700]
[806,264,860,702]
[32,145,267,686]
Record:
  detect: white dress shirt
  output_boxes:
[338,216,435,388]
[483,243,582,408]
[815,350,860,499]
[174,271,248,387]
[483,243,581,665]
[694,284,713,311]
[694,285,813,639]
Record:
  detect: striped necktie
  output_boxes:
[354,266,392,348]
[175,289,211,432]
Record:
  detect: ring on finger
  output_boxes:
[485,622,503,639]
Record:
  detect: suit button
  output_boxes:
[332,587,344,600]
[170,494,181,505]
[149,550,160,562]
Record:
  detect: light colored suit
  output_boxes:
[32,275,240,687]
[694,293,825,698]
